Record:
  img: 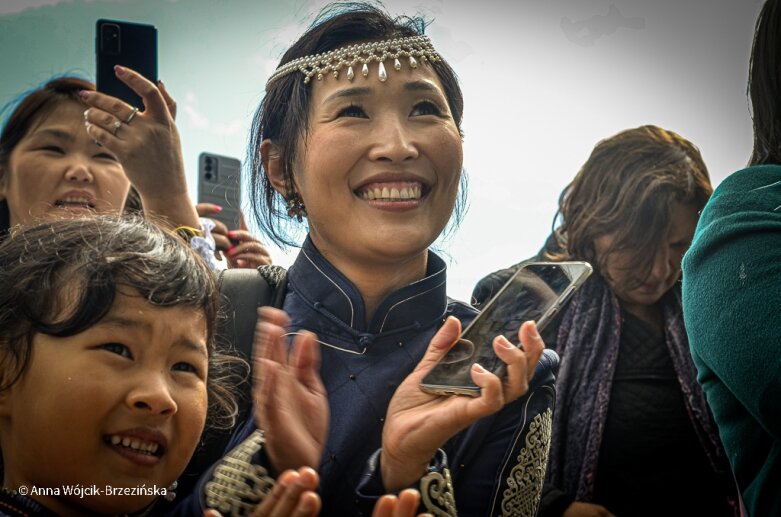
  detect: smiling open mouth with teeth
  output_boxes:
[54,197,96,209]
[356,182,425,201]
[105,434,164,457]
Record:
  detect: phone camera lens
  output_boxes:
[205,172,213,180]
[205,157,213,165]
[205,164,212,172]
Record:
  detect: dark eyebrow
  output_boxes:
[100,315,208,358]
[404,80,440,93]
[321,80,443,104]
[173,339,209,359]
[28,128,74,141]
[323,86,373,103]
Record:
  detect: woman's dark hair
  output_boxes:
[0,77,95,233]
[0,215,240,431]
[748,0,781,165]
[547,125,713,288]
[249,2,466,247]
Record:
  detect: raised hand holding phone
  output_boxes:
[420,261,592,397]
[82,65,198,228]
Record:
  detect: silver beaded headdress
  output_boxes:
[265,35,440,90]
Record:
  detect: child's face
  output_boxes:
[0,290,209,516]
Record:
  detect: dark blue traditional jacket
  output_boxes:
[177,237,558,517]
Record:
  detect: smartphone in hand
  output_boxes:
[198,152,242,230]
[420,261,593,397]
[95,19,157,109]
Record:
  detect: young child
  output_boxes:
[0,214,236,516]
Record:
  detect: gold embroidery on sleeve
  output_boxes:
[204,429,275,517]
[500,408,553,517]
[421,467,458,516]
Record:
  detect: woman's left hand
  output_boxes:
[81,66,199,227]
[380,317,544,492]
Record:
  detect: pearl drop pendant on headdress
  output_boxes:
[265,35,440,90]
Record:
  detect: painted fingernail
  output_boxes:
[83,109,89,120]
[472,363,486,373]
[79,90,90,100]
[228,245,236,255]
[114,65,126,75]
[227,230,236,238]
[213,205,223,212]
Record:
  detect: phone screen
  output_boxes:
[95,19,157,109]
[420,261,592,396]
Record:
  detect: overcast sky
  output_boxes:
[0,0,765,302]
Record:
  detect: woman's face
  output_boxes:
[594,201,700,309]
[0,100,130,227]
[291,61,463,264]
[0,290,208,515]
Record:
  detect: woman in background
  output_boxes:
[0,72,270,269]
[474,125,739,517]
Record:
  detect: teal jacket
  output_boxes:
[682,165,781,517]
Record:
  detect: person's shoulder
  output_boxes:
[707,164,781,210]
[695,164,781,237]
[714,164,781,193]
[447,297,479,318]
[471,260,530,308]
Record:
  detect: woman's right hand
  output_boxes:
[253,307,329,474]
[380,317,544,491]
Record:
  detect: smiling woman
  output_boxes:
[177,3,559,517]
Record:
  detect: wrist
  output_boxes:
[141,193,200,228]
[380,448,429,492]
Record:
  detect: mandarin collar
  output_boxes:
[287,236,448,334]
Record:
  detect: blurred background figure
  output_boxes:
[474,125,740,517]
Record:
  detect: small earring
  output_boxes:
[286,193,307,222]
[164,480,177,502]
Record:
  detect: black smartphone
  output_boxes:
[95,19,157,109]
[198,152,242,230]
[420,261,593,397]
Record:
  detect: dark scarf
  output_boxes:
[545,274,729,500]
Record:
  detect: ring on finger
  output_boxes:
[111,120,122,136]
[125,106,139,124]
